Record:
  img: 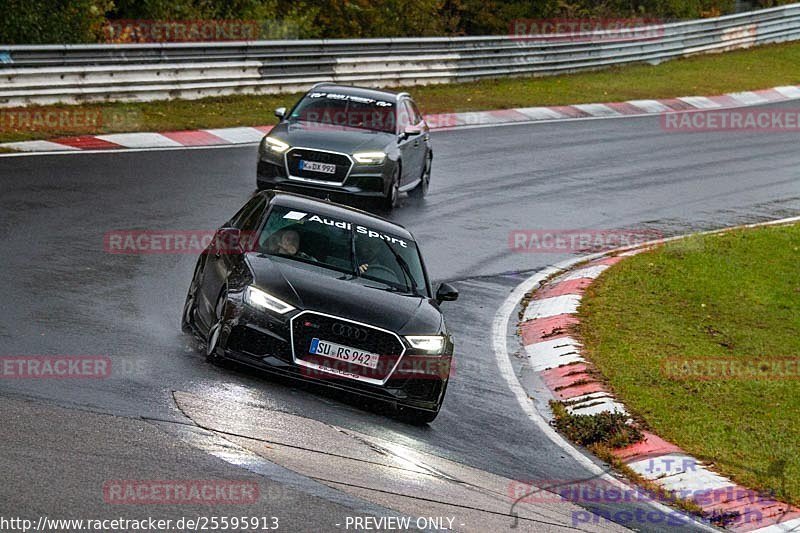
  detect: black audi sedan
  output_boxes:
[182,192,458,423]
[256,84,432,210]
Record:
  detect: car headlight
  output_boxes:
[353,151,386,164]
[244,286,295,314]
[265,136,290,153]
[405,335,445,354]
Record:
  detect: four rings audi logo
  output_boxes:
[332,322,369,341]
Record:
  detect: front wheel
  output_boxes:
[382,165,400,211]
[409,152,431,199]
[205,289,228,365]
[181,259,203,334]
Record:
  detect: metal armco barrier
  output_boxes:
[0,3,799,107]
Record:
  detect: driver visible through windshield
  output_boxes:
[257,205,427,296]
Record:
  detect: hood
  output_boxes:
[246,254,443,335]
[270,121,393,154]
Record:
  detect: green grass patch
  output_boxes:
[2,39,800,143]
[578,223,800,505]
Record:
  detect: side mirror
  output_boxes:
[435,282,459,303]
[400,124,422,140]
[212,227,243,255]
[274,107,286,119]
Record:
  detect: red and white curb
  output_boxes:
[2,84,800,153]
[516,218,800,532]
[425,85,800,130]
[0,126,274,153]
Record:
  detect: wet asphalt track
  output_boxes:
[1,103,799,531]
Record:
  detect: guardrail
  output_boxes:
[1,3,799,107]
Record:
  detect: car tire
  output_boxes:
[181,259,202,334]
[409,152,431,199]
[396,404,440,425]
[382,164,400,211]
[205,288,228,365]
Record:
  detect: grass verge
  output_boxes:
[578,223,800,505]
[1,39,800,143]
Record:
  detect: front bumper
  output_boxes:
[201,297,450,412]
[257,154,389,200]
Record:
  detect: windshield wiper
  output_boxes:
[363,284,418,296]
[378,239,423,297]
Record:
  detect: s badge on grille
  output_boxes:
[331,322,368,342]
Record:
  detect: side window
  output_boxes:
[408,100,423,125]
[238,197,267,232]
[229,195,262,228]
[398,100,415,131]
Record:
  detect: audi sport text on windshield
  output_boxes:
[259,205,427,296]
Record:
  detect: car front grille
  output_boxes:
[290,311,405,383]
[286,148,352,184]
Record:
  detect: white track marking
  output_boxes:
[658,469,736,494]
[523,294,581,320]
[678,96,723,109]
[563,392,615,405]
[627,454,702,479]
[514,107,568,120]
[96,132,183,148]
[560,264,609,281]
[525,336,584,372]
[2,140,78,152]
[726,91,768,105]
[566,398,627,416]
[626,100,673,113]
[202,127,265,143]
[573,104,622,117]
[773,86,800,99]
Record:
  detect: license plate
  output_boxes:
[309,338,379,369]
[299,160,336,174]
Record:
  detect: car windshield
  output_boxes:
[257,205,427,296]
[287,91,397,133]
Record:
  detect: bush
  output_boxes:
[0,0,757,44]
[551,401,644,448]
[0,0,113,44]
